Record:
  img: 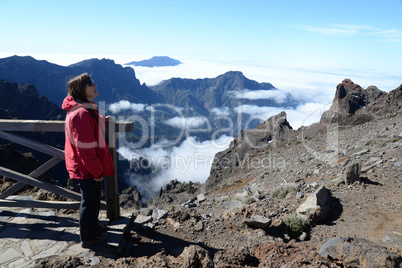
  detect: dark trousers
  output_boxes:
[79,178,102,242]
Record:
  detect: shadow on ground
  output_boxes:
[0,210,79,242]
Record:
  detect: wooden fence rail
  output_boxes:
[0,119,134,220]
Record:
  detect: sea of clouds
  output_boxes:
[1,52,399,198]
[110,57,401,198]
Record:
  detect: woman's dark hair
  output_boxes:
[67,73,91,103]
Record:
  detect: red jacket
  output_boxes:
[62,96,115,180]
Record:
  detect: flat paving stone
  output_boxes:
[0,248,23,264]
[31,241,68,260]
[69,242,91,254]
[0,205,129,267]
[32,238,57,252]
[8,258,30,268]
[20,240,33,257]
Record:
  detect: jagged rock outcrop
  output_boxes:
[119,186,142,210]
[321,79,402,124]
[239,111,293,147]
[0,80,65,120]
[386,84,402,114]
[204,112,293,192]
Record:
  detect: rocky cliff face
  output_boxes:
[321,79,402,124]
[204,79,402,193]
[204,111,293,192]
[0,80,65,120]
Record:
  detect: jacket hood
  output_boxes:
[62,96,97,112]
[62,96,78,112]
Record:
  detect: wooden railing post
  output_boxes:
[105,120,120,219]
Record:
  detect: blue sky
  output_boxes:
[2,0,401,191]
[0,0,401,93]
[1,0,401,68]
[1,0,401,114]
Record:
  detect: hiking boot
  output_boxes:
[81,233,107,248]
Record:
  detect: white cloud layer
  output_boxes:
[108,100,147,113]
[234,102,330,130]
[211,106,230,116]
[128,58,401,105]
[164,116,209,129]
[229,89,288,103]
[118,135,233,198]
[294,24,402,40]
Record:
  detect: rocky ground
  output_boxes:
[30,110,401,267]
[1,79,401,267]
[111,111,401,267]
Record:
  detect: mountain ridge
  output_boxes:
[0,55,161,106]
[126,56,182,67]
[150,70,295,116]
[0,56,298,138]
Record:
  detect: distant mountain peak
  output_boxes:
[68,58,116,68]
[126,56,182,67]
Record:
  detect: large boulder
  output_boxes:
[319,237,402,267]
[344,162,361,185]
[296,186,331,223]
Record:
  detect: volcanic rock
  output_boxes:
[244,215,271,229]
[119,186,142,210]
[320,237,402,267]
[205,112,293,192]
[321,79,402,124]
[344,162,361,184]
[296,186,331,223]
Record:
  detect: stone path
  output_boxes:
[0,195,131,267]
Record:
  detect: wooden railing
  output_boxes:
[0,119,134,220]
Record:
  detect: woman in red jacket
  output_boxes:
[62,73,115,248]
